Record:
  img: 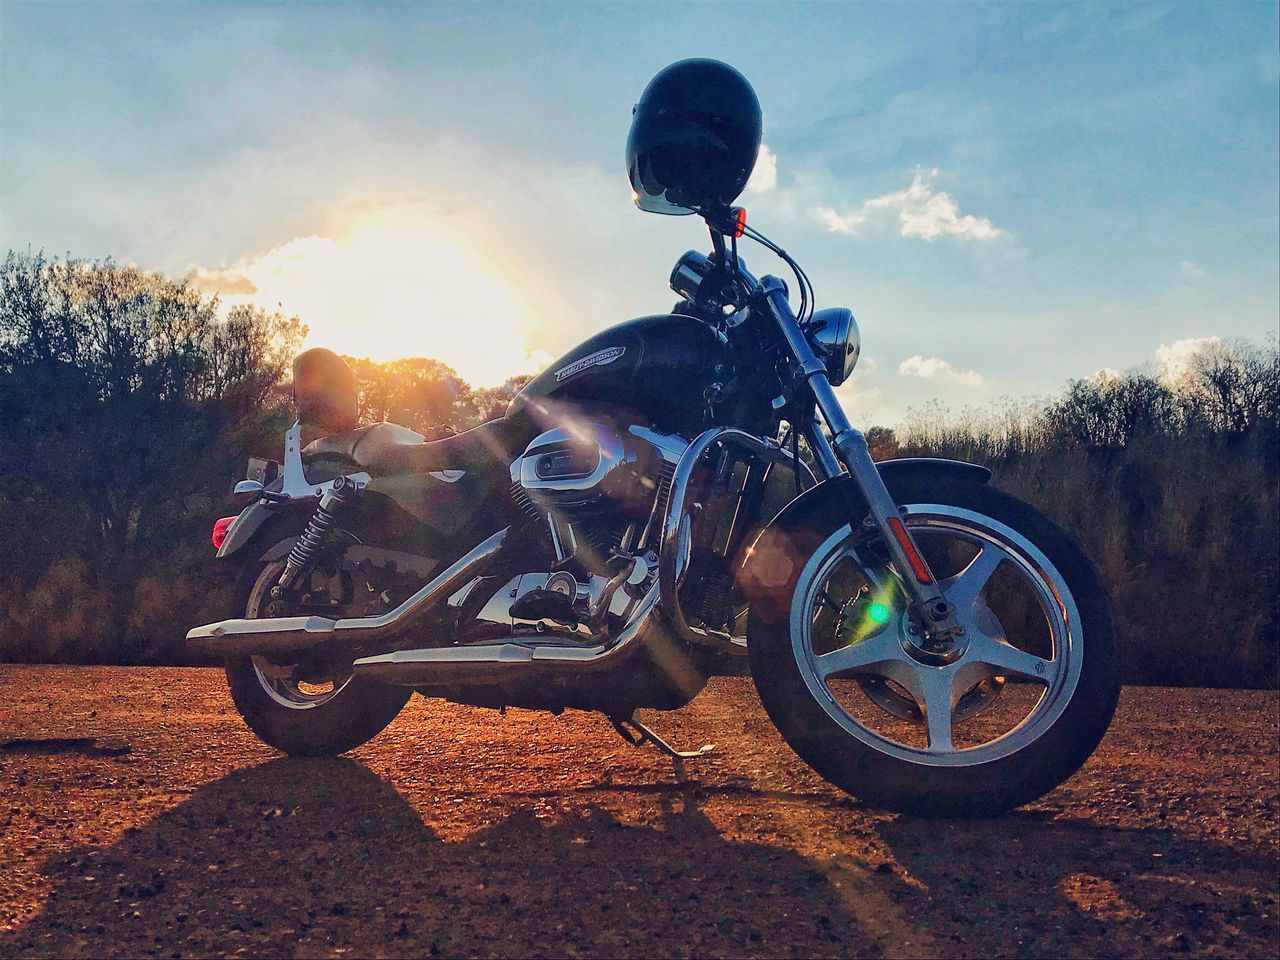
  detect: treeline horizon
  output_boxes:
[1,251,1276,687]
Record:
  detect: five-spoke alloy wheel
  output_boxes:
[748,475,1119,817]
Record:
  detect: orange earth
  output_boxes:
[0,665,1276,958]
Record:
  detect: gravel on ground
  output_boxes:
[0,666,1276,958]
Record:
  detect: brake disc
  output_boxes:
[856,671,1006,723]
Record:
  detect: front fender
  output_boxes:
[874,456,990,489]
[735,458,989,620]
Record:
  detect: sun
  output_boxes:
[218,206,552,386]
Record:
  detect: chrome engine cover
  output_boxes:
[476,423,690,647]
[511,423,686,513]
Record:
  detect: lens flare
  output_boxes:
[867,602,891,624]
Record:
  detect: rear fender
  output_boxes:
[735,458,990,620]
[215,498,316,561]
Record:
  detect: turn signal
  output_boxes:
[211,516,236,551]
[732,206,747,238]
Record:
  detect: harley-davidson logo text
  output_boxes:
[555,346,626,382]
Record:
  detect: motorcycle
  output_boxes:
[188,59,1118,816]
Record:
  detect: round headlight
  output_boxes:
[808,307,861,386]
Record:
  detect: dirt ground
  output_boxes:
[0,666,1276,959]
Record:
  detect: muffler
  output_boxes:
[350,585,664,685]
[185,528,509,658]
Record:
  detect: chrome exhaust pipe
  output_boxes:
[186,528,510,658]
[352,584,671,685]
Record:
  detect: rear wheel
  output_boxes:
[224,559,410,756]
[748,476,1119,817]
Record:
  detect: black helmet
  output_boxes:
[626,58,762,216]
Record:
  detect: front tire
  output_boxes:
[748,476,1119,817]
[224,559,410,757]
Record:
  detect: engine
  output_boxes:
[510,422,685,562]
[449,422,687,646]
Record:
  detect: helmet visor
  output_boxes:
[627,111,744,215]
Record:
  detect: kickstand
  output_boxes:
[609,711,716,782]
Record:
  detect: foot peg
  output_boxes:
[609,711,715,782]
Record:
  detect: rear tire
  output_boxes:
[225,657,410,757]
[224,559,410,757]
[748,476,1119,817]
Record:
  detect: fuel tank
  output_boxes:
[508,313,729,437]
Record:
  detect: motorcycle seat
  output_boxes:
[302,419,518,480]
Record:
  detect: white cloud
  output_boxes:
[817,207,861,233]
[1156,336,1220,383]
[1092,367,1123,382]
[815,169,1002,242]
[1179,259,1205,281]
[185,265,258,295]
[833,356,887,422]
[898,354,984,387]
[745,143,778,193]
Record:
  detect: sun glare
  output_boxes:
[220,207,552,386]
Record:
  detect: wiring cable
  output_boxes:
[739,222,816,327]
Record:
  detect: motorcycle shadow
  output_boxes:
[6,756,1272,957]
[1,757,887,958]
[873,811,1278,956]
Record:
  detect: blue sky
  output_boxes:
[2,1,1277,424]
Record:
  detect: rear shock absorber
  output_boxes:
[274,475,358,593]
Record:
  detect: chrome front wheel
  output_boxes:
[794,504,1083,766]
[748,476,1119,817]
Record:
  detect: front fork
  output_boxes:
[759,276,963,653]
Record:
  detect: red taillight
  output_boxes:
[211,516,236,551]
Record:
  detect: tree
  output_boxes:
[345,356,466,435]
[0,251,303,662]
[467,374,535,423]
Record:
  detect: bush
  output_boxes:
[0,252,304,663]
[0,252,532,664]
[893,339,1279,688]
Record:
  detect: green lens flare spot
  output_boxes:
[867,602,891,624]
